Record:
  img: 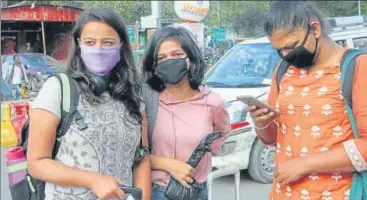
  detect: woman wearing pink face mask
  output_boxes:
[27,8,151,200]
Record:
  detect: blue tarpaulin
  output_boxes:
[1,81,13,101]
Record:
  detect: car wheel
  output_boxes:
[248,138,276,184]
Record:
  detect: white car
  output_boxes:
[204,15,367,184]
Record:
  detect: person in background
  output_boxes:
[3,39,16,55]
[27,7,151,200]
[19,42,34,53]
[142,26,231,200]
[7,55,28,100]
[248,1,367,199]
[1,56,13,101]
[1,55,11,81]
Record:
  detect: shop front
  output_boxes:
[1,4,83,62]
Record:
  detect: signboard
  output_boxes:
[141,15,157,29]
[128,27,135,42]
[174,23,205,49]
[127,25,139,50]
[1,6,82,22]
[147,29,157,40]
[212,28,226,44]
[174,1,210,22]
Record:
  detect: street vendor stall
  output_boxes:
[1,2,83,62]
[1,100,31,200]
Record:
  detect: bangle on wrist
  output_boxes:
[255,121,273,130]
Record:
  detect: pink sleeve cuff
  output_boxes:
[343,140,367,172]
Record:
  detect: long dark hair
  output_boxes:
[66,7,142,124]
[142,26,207,92]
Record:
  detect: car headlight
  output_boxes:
[216,141,237,157]
[225,100,251,135]
[225,100,248,125]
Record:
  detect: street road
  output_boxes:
[212,171,272,200]
[1,148,272,200]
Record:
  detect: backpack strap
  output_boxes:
[142,81,159,152]
[52,73,80,159]
[340,49,366,138]
[340,49,367,200]
[275,60,290,92]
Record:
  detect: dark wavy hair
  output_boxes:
[142,26,207,92]
[66,7,142,124]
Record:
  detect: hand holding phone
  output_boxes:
[237,95,279,126]
[96,186,142,200]
[119,186,142,200]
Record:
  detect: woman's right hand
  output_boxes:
[89,174,125,200]
[167,159,194,187]
[248,102,276,127]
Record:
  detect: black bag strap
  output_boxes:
[275,60,290,93]
[275,49,366,106]
[52,73,80,159]
[142,80,159,152]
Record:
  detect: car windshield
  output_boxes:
[204,43,281,88]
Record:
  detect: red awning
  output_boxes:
[1,5,82,22]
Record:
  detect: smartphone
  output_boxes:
[236,95,280,117]
[120,186,142,200]
[97,186,142,200]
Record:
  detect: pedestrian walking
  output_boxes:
[7,55,28,101]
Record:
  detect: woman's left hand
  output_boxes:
[274,158,310,185]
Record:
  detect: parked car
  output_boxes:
[204,38,279,184]
[3,53,65,98]
[204,15,367,184]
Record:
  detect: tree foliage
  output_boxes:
[79,1,367,37]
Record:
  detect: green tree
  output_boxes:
[313,1,366,17]
[82,1,151,24]
[45,1,366,37]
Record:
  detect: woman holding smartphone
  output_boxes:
[248,1,367,200]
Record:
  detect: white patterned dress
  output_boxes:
[32,77,143,200]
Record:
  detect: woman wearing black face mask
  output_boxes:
[142,27,231,200]
[247,1,367,200]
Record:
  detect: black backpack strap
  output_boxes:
[52,73,80,159]
[275,60,290,92]
[142,81,159,152]
[340,49,367,109]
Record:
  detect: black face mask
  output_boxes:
[154,58,188,85]
[278,27,318,69]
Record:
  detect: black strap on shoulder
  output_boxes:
[274,49,366,106]
[275,60,290,92]
[340,49,367,108]
[142,79,159,152]
[52,73,80,158]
